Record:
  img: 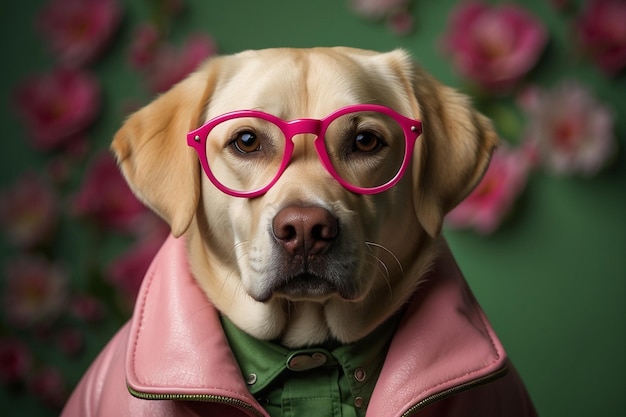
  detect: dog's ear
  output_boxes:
[111,59,219,237]
[389,52,499,237]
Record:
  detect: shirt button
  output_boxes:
[354,367,367,382]
[286,351,328,371]
[354,396,364,408]
[246,373,257,385]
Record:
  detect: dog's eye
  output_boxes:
[232,131,261,153]
[354,131,384,153]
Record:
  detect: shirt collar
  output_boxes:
[220,313,400,399]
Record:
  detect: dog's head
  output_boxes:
[112,47,497,347]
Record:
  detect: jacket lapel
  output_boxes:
[125,235,264,413]
[367,244,507,416]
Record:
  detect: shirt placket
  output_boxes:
[281,366,341,417]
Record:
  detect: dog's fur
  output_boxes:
[112,47,497,349]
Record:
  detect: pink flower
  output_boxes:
[0,338,32,385]
[446,145,533,234]
[36,0,122,66]
[106,215,168,306]
[133,32,217,93]
[14,67,100,151]
[0,173,58,248]
[28,366,67,409]
[2,256,68,327]
[577,0,626,74]
[72,152,147,232]
[520,81,616,177]
[441,2,547,92]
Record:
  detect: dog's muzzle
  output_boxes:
[266,205,356,301]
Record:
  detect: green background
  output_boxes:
[1,0,625,416]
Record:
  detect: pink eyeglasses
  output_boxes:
[187,104,422,198]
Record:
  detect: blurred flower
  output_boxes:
[349,0,409,19]
[131,210,170,241]
[14,67,100,151]
[72,152,147,232]
[36,0,122,66]
[441,1,547,92]
[0,338,32,385]
[2,256,68,328]
[28,366,67,409]
[520,81,616,177]
[145,33,217,93]
[128,27,216,93]
[106,215,169,306]
[349,0,414,34]
[577,0,626,74]
[69,294,106,323]
[0,173,58,249]
[128,24,161,71]
[56,328,85,357]
[446,144,533,234]
[105,239,158,307]
[388,9,414,36]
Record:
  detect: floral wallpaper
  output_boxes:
[0,0,624,414]
[0,0,217,411]
[438,0,619,233]
[352,0,621,234]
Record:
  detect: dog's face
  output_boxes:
[112,47,497,347]
[197,50,422,303]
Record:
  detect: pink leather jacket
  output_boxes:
[62,236,536,416]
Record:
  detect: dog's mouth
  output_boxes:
[272,272,338,300]
[250,268,360,303]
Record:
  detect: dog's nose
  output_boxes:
[273,206,338,256]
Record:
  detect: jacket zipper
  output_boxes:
[127,363,508,417]
[401,363,510,416]
[127,385,266,417]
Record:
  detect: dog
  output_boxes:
[62,47,536,416]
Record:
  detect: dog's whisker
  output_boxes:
[212,242,249,306]
[365,241,404,277]
[284,299,293,319]
[229,241,247,260]
[363,253,393,300]
[364,241,405,300]
[361,253,390,281]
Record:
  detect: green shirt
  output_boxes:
[220,314,400,417]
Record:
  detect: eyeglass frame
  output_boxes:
[187,104,423,198]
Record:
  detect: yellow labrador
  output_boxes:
[65,47,536,416]
[113,47,495,347]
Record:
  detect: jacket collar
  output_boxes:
[125,235,507,416]
[125,235,260,409]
